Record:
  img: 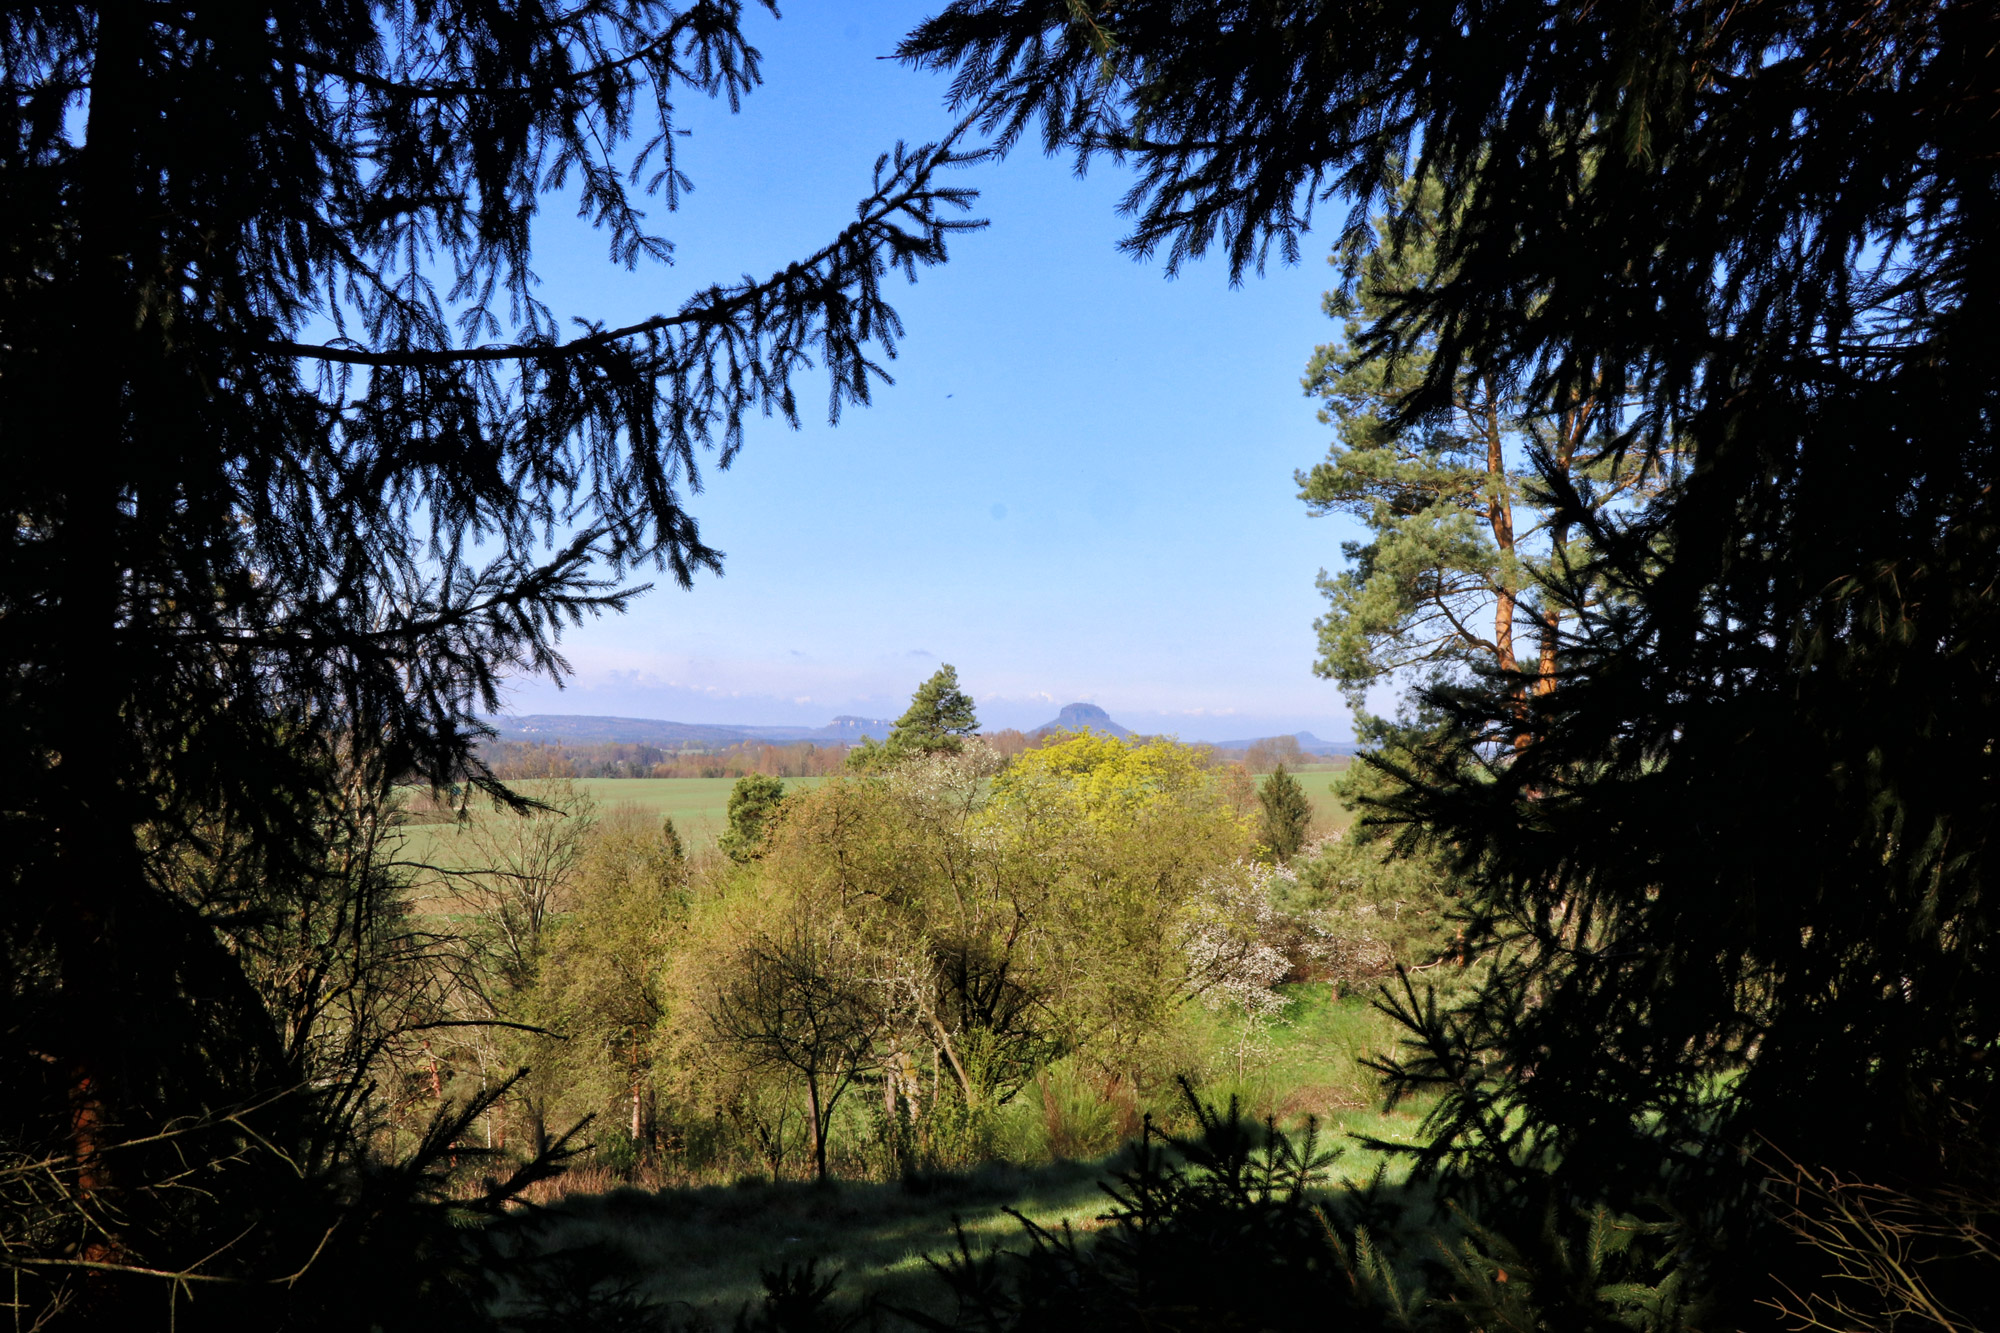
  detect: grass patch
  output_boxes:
[1180,983,1431,1177]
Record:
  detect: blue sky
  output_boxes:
[497,3,1370,742]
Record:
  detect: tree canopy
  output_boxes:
[1298,171,1680,731]
[850,663,982,770]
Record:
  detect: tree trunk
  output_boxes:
[630,1032,643,1141]
[806,1078,827,1181]
[1535,395,1592,697]
[1537,517,1568,697]
[1483,391,1520,678]
[924,1011,975,1107]
[54,0,150,1270]
[1480,389,1533,745]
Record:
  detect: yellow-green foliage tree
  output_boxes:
[665,744,1031,1175]
[657,732,1290,1177]
[435,779,597,1147]
[781,743,1058,1115]
[986,734,1271,1086]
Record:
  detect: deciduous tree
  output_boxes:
[538,813,690,1153]
[705,919,881,1182]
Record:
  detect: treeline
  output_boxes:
[482,730,1337,780]
[483,738,857,779]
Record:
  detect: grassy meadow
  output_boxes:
[1268,761,1356,833]
[395,775,835,872]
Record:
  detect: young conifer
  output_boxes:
[719,775,789,863]
[1258,763,1314,863]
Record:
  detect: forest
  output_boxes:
[2,2,1992,1330]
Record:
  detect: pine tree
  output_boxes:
[1299,173,1680,734]
[887,663,982,758]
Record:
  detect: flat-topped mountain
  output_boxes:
[818,715,895,740]
[1029,702,1133,739]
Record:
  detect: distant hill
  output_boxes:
[1028,702,1133,739]
[1208,730,1357,758]
[492,714,894,748]
[493,711,1355,757]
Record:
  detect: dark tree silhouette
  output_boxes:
[707,922,881,1183]
[904,0,1999,1318]
[0,3,983,1320]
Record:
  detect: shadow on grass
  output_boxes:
[503,1157,1119,1325]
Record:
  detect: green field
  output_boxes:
[395,775,833,871]
[399,761,1355,872]
[564,775,835,844]
[1265,761,1357,834]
